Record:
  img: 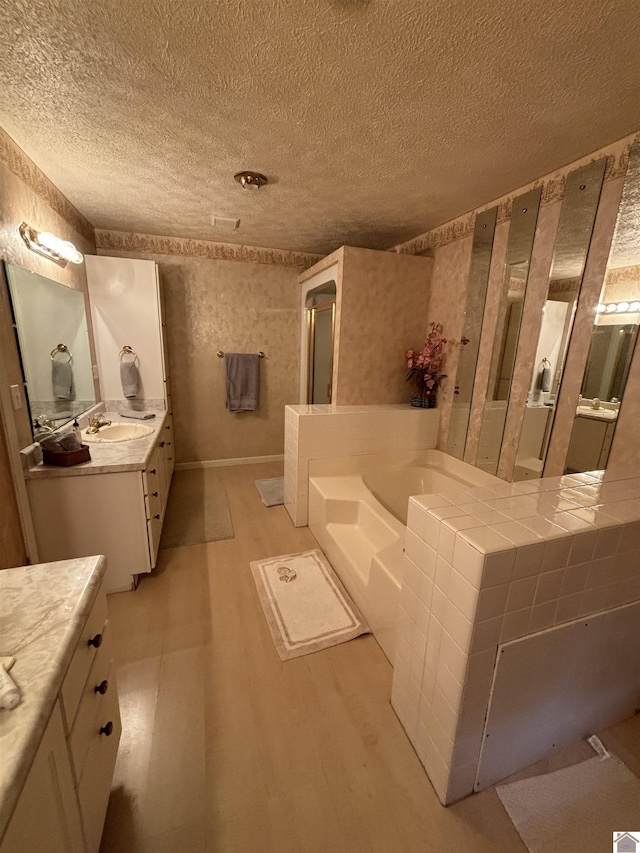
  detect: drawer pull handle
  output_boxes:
[166,425,171,430]
[95,680,109,695]
[150,468,157,475]
[100,721,114,737]
[152,491,159,497]
[167,442,172,446]
[159,441,165,448]
[88,633,103,649]
[154,514,160,520]
[168,457,173,461]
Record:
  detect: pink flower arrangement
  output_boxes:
[405,323,467,405]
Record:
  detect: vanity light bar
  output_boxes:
[596,301,640,314]
[19,223,84,267]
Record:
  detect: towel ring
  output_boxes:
[217,350,265,358]
[119,345,139,364]
[50,344,73,363]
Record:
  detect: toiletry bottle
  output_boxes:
[0,664,21,710]
[73,418,81,444]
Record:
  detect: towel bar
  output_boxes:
[50,343,73,362]
[217,350,265,358]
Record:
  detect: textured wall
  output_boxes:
[97,249,300,462]
[0,127,97,566]
[333,247,432,405]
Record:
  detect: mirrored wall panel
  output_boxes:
[474,187,542,474]
[512,159,607,480]
[565,141,640,474]
[446,206,497,459]
[5,263,96,438]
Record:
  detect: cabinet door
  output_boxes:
[85,256,165,401]
[1,702,84,853]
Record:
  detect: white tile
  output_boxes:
[435,556,452,593]
[446,568,479,621]
[528,601,557,633]
[452,535,486,588]
[585,555,615,589]
[431,586,447,625]
[405,530,423,566]
[534,568,565,604]
[619,521,640,554]
[436,657,465,713]
[470,616,502,654]
[460,525,515,556]
[438,631,469,684]
[500,607,531,643]
[443,514,483,534]
[541,536,572,571]
[555,593,583,624]
[421,543,438,580]
[413,493,452,510]
[482,549,516,588]
[423,511,442,544]
[476,584,509,621]
[568,530,598,565]
[415,599,430,636]
[443,601,474,651]
[561,563,589,596]
[431,505,469,522]
[512,543,545,579]
[438,523,456,564]
[594,526,622,558]
[491,521,541,548]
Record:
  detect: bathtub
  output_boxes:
[308,450,501,662]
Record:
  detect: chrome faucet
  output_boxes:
[86,416,112,434]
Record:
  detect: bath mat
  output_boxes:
[497,754,640,853]
[254,476,284,507]
[160,469,234,549]
[250,549,369,661]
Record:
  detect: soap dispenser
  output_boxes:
[73,418,81,444]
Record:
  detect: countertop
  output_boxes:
[0,555,106,839]
[24,410,169,479]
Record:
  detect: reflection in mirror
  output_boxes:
[512,159,606,481]
[565,141,640,474]
[5,263,96,440]
[306,281,336,404]
[474,187,542,474]
[446,207,497,458]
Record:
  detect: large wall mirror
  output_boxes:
[305,281,336,404]
[5,263,96,439]
[512,159,607,480]
[474,187,542,474]
[565,141,640,474]
[446,206,497,459]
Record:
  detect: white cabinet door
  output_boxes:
[1,702,84,853]
[85,256,166,403]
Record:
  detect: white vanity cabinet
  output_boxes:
[85,255,170,408]
[1,580,120,853]
[27,417,174,593]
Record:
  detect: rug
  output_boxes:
[254,476,285,507]
[160,468,235,549]
[497,754,640,853]
[250,549,369,660]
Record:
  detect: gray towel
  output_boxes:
[121,410,156,420]
[52,359,75,400]
[539,366,552,393]
[225,353,260,412]
[120,358,140,398]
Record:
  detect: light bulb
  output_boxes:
[37,231,83,264]
[616,302,630,313]
[630,302,640,312]
[596,303,606,313]
[606,304,617,313]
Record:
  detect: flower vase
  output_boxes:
[410,394,436,408]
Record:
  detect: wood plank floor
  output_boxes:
[100,461,640,853]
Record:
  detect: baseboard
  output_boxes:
[175,454,284,470]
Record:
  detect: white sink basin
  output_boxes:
[82,422,155,443]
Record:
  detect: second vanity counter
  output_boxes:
[0,556,119,852]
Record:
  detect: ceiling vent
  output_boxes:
[212,217,240,230]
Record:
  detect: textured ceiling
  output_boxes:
[1,0,640,255]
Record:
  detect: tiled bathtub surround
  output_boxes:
[391,467,640,805]
[284,405,439,526]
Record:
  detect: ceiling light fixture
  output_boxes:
[19,222,84,266]
[599,300,640,315]
[234,171,268,190]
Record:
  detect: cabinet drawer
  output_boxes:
[69,623,113,781]
[142,458,161,497]
[61,590,108,727]
[77,662,121,853]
